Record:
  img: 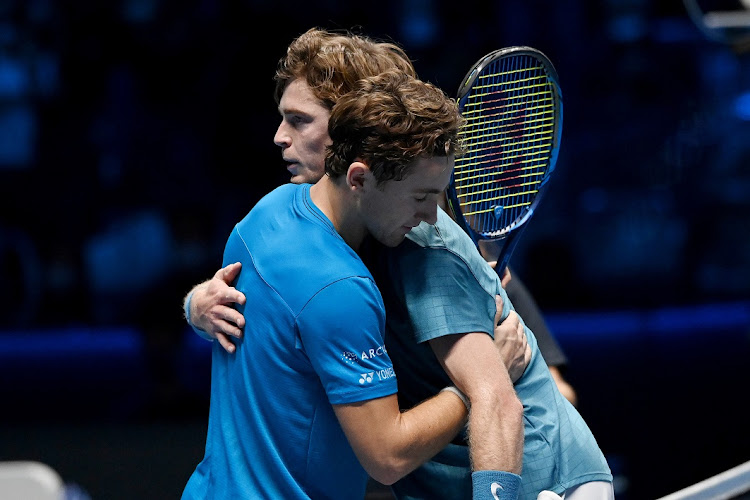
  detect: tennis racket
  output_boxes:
[447,46,563,276]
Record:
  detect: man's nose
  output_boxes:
[273,122,289,147]
[418,202,438,225]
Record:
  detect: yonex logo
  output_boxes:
[359,372,374,384]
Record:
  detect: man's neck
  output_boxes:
[310,175,366,250]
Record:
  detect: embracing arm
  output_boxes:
[183,262,247,353]
[333,390,467,485]
[429,329,524,475]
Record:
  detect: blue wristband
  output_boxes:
[184,289,213,341]
[183,289,194,323]
[472,470,522,500]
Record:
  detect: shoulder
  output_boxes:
[311,275,382,312]
[398,207,497,288]
[253,183,302,211]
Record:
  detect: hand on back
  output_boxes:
[189,262,247,353]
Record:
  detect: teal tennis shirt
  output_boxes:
[379,207,613,499]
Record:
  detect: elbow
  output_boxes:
[470,384,523,420]
[363,456,412,486]
[498,387,523,416]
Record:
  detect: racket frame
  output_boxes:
[447,46,563,272]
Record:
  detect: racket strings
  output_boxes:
[460,106,554,137]
[461,86,552,117]
[454,55,558,236]
[454,157,548,191]
[461,91,552,118]
[456,137,553,171]
[457,173,546,197]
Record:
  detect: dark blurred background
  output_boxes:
[0,0,748,499]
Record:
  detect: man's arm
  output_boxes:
[183,262,246,353]
[333,391,468,486]
[429,331,524,474]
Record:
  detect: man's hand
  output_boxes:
[493,295,531,383]
[187,262,246,353]
[487,262,512,289]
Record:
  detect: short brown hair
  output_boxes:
[326,70,463,185]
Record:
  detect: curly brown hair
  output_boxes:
[326,70,464,185]
[273,27,417,111]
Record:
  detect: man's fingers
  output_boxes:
[216,305,245,330]
[494,294,504,324]
[210,284,245,306]
[218,312,244,337]
[220,290,246,306]
[216,262,242,282]
[517,319,528,350]
[216,333,236,354]
[213,263,231,279]
[499,267,512,288]
[505,310,520,331]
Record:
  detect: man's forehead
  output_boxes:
[395,157,452,192]
[279,82,328,114]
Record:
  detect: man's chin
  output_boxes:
[289,173,308,185]
[289,171,317,185]
[379,234,408,248]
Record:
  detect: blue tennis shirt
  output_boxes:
[182,183,398,499]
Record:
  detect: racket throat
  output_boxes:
[479,226,527,277]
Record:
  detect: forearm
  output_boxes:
[389,389,468,476]
[466,385,524,474]
[430,332,524,474]
[334,390,467,485]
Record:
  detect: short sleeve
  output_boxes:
[297,276,398,405]
[391,246,500,344]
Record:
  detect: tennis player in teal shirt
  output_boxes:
[374,204,614,499]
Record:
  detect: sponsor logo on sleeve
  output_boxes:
[358,368,395,384]
[342,343,388,366]
[360,344,387,361]
[341,351,360,365]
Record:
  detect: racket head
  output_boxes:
[448,46,563,248]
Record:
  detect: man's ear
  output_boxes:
[346,161,369,191]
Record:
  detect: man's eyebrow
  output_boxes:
[278,104,307,115]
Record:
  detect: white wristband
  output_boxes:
[441,386,470,410]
